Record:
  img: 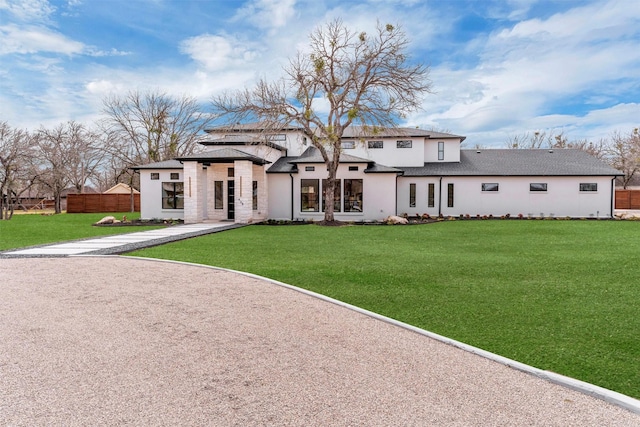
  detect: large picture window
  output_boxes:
[301,179,319,212]
[428,183,435,208]
[162,182,184,209]
[322,179,341,212]
[214,181,223,209]
[344,179,363,212]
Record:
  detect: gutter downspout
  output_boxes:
[438,176,443,217]
[289,173,294,220]
[611,177,616,218]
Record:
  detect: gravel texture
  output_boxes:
[1,256,638,426]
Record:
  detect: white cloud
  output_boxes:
[0,24,84,55]
[0,0,55,23]
[179,34,257,71]
[233,0,296,30]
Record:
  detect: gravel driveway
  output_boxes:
[1,256,638,426]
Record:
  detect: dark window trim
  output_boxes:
[447,183,454,208]
[409,183,416,208]
[428,183,435,208]
[530,183,548,192]
[579,183,598,192]
[438,141,444,161]
[214,181,223,209]
[150,173,159,180]
[482,183,499,192]
[368,140,383,149]
[397,140,412,148]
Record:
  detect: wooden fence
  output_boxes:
[615,190,640,210]
[67,193,140,213]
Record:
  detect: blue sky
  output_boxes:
[1,0,639,147]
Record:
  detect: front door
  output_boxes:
[227,180,235,220]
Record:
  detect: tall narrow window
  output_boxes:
[438,142,445,160]
[252,181,258,210]
[409,183,416,207]
[322,179,341,212]
[344,179,363,212]
[428,183,435,208]
[301,179,319,212]
[447,183,454,207]
[214,181,223,209]
[162,182,184,209]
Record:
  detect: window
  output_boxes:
[305,166,315,171]
[397,140,412,148]
[530,183,548,192]
[252,181,258,210]
[342,141,355,149]
[344,179,363,212]
[162,182,184,209]
[150,173,159,180]
[348,166,358,171]
[301,179,319,212]
[580,183,597,192]
[214,181,223,209]
[482,183,499,192]
[170,172,179,180]
[227,168,234,177]
[409,183,416,208]
[368,140,383,149]
[438,142,444,160]
[428,183,435,208]
[447,183,454,207]
[322,179,341,212]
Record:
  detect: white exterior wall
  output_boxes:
[345,137,425,167]
[267,174,293,220]
[397,177,441,217]
[292,163,396,221]
[252,163,268,222]
[435,176,614,218]
[424,139,461,162]
[138,169,184,220]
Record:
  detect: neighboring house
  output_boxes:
[133,124,622,223]
[104,183,140,194]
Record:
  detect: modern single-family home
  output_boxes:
[133,123,622,223]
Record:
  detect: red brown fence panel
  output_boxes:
[615,190,640,210]
[67,194,140,213]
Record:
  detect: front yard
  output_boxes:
[129,220,640,399]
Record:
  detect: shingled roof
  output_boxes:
[400,149,622,177]
[132,159,183,170]
[176,148,270,165]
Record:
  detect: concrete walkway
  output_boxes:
[1,222,243,257]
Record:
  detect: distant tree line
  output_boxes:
[505,129,640,189]
[0,90,214,219]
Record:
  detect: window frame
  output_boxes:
[341,141,355,149]
[409,183,416,208]
[161,182,184,210]
[530,183,548,192]
[438,141,444,160]
[447,183,454,208]
[579,183,598,192]
[170,172,179,180]
[396,140,412,149]
[428,183,435,208]
[301,179,319,212]
[368,140,383,149]
[252,180,258,210]
[150,172,159,180]
[214,181,223,209]
[482,183,499,192]
[344,179,363,212]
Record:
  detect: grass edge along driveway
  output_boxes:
[129,220,640,399]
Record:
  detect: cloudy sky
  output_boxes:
[1,0,639,147]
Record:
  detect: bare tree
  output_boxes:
[608,128,640,188]
[212,19,433,223]
[0,122,37,219]
[101,90,214,166]
[36,121,102,213]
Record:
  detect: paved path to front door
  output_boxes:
[1,222,243,257]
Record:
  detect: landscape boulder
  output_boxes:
[95,215,120,225]
[385,215,409,225]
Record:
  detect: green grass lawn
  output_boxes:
[0,212,164,250]
[129,220,640,399]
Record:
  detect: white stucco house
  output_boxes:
[133,123,622,223]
